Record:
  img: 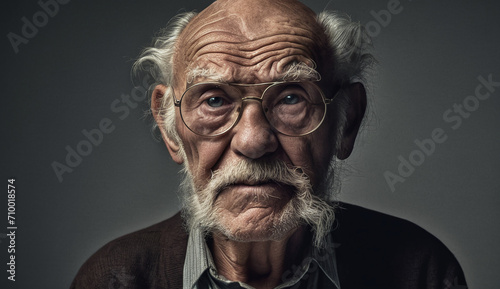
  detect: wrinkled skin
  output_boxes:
[152,0,366,287]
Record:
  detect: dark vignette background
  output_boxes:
[1,0,499,288]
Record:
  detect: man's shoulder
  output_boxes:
[335,202,439,241]
[70,212,187,289]
[333,202,467,288]
[334,202,458,256]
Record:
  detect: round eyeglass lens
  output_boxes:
[179,83,241,136]
[262,82,326,136]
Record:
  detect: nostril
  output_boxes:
[231,125,279,159]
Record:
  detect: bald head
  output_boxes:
[192,0,319,39]
[173,0,329,86]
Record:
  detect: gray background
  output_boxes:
[1,0,499,288]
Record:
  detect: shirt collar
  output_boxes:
[183,227,341,289]
[277,233,341,289]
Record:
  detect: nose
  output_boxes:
[230,100,279,159]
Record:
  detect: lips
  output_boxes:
[214,181,295,211]
[234,180,273,186]
[219,180,293,196]
[230,182,280,194]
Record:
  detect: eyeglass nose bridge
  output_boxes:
[233,96,270,128]
[241,96,264,102]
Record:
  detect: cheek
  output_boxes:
[175,115,202,175]
[318,114,339,153]
[173,103,231,184]
[279,119,338,186]
[318,114,340,160]
[312,131,335,168]
[179,133,231,185]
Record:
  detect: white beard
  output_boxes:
[179,158,338,248]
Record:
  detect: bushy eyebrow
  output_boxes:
[185,67,226,84]
[185,61,321,85]
[280,61,321,82]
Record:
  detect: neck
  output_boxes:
[210,227,307,289]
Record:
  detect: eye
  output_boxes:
[206,96,225,107]
[281,94,301,105]
[197,87,231,109]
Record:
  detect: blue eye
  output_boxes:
[207,97,224,107]
[282,94,300,104]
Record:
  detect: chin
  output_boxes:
[214,207,301,242]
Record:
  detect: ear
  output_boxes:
[151,84,184,164]
[337,82,367,160]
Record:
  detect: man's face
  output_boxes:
[167,0,341,242]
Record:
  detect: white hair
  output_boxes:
[132,12,198,160]
[318,11,374,85]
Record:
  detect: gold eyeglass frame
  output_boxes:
[173,81,337,137]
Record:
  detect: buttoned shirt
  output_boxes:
[183,228,341,289]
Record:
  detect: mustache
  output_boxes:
[203,159,311,201]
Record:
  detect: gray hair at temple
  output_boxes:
[132,9,375,195]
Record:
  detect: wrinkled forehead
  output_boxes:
[174,0,328,85]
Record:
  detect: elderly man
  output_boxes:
[71,0,466,288]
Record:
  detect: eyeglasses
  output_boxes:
[173,81,336,137]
